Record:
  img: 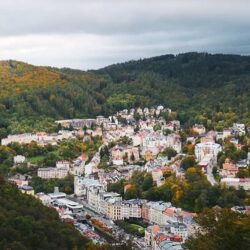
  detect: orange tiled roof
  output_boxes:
[164,207,175,216]
[152,225,160,234]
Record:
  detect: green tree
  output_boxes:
[142,174,153,191]
[153,124,161,131]
[181,156,196,170]
[107,179,126,196]
[161,147,177,159]
[44,152,60,167]
[236,167,250,178]
[184,208,250,250]
[125,186,139,199]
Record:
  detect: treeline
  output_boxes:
[0,53,250,136]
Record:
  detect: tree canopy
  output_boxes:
[0,178,90,250]
[184,208,250,250]
[0,53,250,135]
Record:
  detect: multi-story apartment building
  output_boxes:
[122,199,144,219]
[98,191,121,215]
[37,167,68,179]
[106,197,124,220]
[170,222,188,242]
[74,176,103,197]
[148,201,172,225]
[195,142,222,162]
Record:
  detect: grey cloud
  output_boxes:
[0,0,250,69]
[0,0,250,36]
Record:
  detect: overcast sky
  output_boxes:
[0,0,250,69]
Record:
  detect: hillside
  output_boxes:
[0,53,250,135]
[0,178,90,250]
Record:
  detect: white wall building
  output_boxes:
[38,167,68,179]
[122,199,143,219]
[1,133,38,145]
[195,142,222,162]
[14,155,26,164]
[221,178,250,191]
[74,176,103,197]
[56,161,70,170]
[232,123,245,136]
[170,222,188,242]
[148,202,172,225]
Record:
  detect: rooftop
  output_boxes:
[19,185,33,191]
[158,240,183,250]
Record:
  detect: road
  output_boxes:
[206,165,217,186]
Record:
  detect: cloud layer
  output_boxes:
[0,0,250,69]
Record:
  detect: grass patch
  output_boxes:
[28,155,45,164]
[115,220,145,237]
[28,150,60,165]
[130,224,145,234]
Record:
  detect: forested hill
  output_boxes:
[0,52,250,135]
[97,53,250,88]
[0,178,91,250]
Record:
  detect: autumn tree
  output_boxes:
[184,208,250,250]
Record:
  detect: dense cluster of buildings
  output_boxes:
[4,105,250,249]
[74,175,195,248]
[192,123,250,189]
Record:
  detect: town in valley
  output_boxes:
[3,105,250,249]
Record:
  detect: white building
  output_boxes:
[195,142,222,162]
[111,145,140,166]
[87,186,103,210]
[122,199,143,219]
[98,191,121,215]
[56,161,70,170]
[14,155,26,164]
[198,154,215,173]
[74,176,103,197]
[84,163,95,176]
[55,198,83,213]
[71,163,85,176]
[232,123,245,136]
[221,178,250,191]
[1,133,38,145]
[106,197,124,220]
[37,167,68,179]
[170,222,188,242]
[148,201,172,225]
[48,187,66,200]
[88,187,122,215]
